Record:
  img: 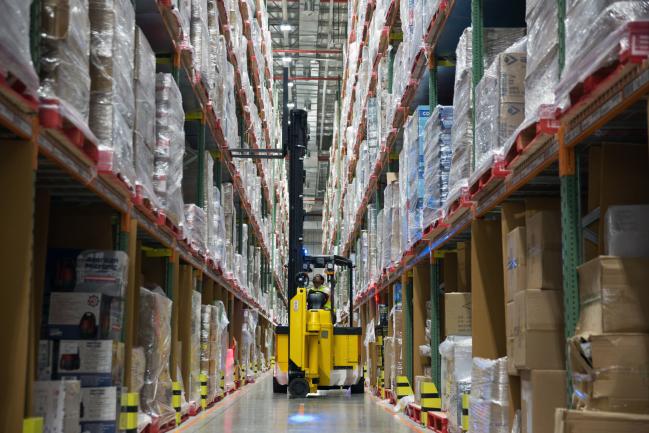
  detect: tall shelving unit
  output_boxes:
[323,0,649,424]
[0,1,288,432]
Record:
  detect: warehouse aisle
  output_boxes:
[180,374,423,433]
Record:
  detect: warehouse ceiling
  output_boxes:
[268,0,347,216]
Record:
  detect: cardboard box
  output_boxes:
[506,337,517,376]
[554,409,649,433]
[443,252,458,293]
[507,227,527,301]
[33,380,82,433]
[444,293,471,336]
[56,340,124,387]
[526,211,562,291]
[498,102,525,142]
[513,290,563,336]
[456,241,471,292]
[499,52,526,102]
[80,386,120,433]
[604,205,649,257]
[506,301,515,338]
[383,336,393,389]
[47,292,123,340]
[513,330,564,370]
[569,334,649,413]
[74,250,128,297]
[520,370,566,433]
[577,256,649,334]
[38,340,55,380]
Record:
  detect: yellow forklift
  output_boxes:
[272,109,363,398]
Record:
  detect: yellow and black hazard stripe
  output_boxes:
[461,393,470,430]
[200,373,208,409]
[420,382,441,425]
[220,371,225,394]
[172,381,182,425]
[119,392,138,433]
[396,376,414,400]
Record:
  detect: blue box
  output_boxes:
[80,386,120,433]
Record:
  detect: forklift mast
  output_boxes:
[286,109,308,301]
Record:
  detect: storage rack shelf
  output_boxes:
[324,1,649,428]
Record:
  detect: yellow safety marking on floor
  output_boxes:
[200,373,208,410]
[420,382,441,425]
[119,392,138,432]
[462,393,470,431]
[396,376,414,400]
[22,417,43,433]
[172,381,182,425]
[174,372,271,433]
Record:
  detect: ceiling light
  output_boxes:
[282,56,292,65]
[287,102,295,108]
[288,82,294,88]
[280,22,293,32]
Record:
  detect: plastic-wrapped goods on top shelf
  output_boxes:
[39,0,92,130]
[439,337,472,433]
[138,287,174,426]
[75,250,128,297]
[473,38,526,177]
[423,106,453,228]
[134,28,159,209]
[0,0,39,95]
[184,204,207,255]
[525,0,559,120]
[470,357,510,433]
[155,73,186,228]
[558,1,649,108]
[88,0,137,188]
[191,0,212,87]
[447,28,474,209]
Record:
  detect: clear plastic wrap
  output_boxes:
[134,28,159,209]
[604,204,649,257]
[39,0,92,128]
[214,301,229,386]
[473,41,526,177]
[423,106,453,227]
[138,286,175,425]
[470,357,510,433]
[200,305,218,402]
[439,336,472,432]
[75,249,128,297]
[155,73,186,227]
[558,1,649,109]
[184,204,207,255]
[0,0,39,95]
[88,0,136,187]
[525,1,559,119]
[364,319,376,381]
[240,309,258,378]
[188,290,202,404]
[191,0,211,86]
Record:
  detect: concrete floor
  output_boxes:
[176,374,424,433]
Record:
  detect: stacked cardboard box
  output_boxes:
[32,380,82,433]
[444,292,471,336]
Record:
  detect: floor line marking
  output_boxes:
[173,372,271,432]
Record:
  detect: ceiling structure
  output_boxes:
[267,0,348,216]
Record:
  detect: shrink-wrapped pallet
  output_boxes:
[423,105,453,226]
[88,0,136,187]
[469,357,510,433]
[439,336,472,433]
[0,0,39,95]
[138,287,175,426]
[133,28,159,209]
[184,204,207,255]
[39,0,92,129]
[154,73,186,227]
[187,290,202,404]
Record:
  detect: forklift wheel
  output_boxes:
[288,378,310,398]
[350,377,365,394]
[273,377,288,394]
